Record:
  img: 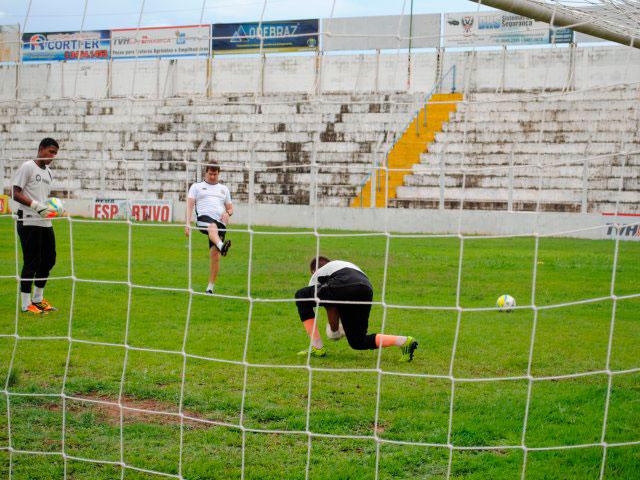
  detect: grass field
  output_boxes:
[0,216,639,479]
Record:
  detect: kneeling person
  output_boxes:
[294,256,418,361]
[185,164,233,294]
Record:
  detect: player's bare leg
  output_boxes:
[207,222,231,256]
[326,306,340,333]
[207,247,220,293]
[207,223,222,249]
[297,317,326,357]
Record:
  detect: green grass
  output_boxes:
[0,215,639,479]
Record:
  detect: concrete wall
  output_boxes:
[1,45,638,100]
[6,198,637,241]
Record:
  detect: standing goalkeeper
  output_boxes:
[11,138,61,314]
[294,256,418,361]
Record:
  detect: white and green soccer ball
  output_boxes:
[496,294,516,313]
[325,321,345,341]
[46,197,65,218]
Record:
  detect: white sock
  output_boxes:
[216,241,224,251]
[21,292,32,310]
[395,336,408,347]
[312,338,324,349]
[207,283,215,292]
[32,287,44,303]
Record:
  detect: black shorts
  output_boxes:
[197,215,226,249]
[294,268,377,350]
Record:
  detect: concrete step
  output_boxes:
[452,108,639,123]
[394,185,638,202]
[409,164,637,179]
[435,131,639,144]
[389,198,640,214]
[460,99,636,113]
[401,173,632,190]
[469,89,640,103]
[443,120,639,134]
[426,142,626,155]
[417,152,640,166]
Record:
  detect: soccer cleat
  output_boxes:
[32,299,57,312]
[22,304,47,315]
[399,336,418,362]
[205,289,214,295]
[220,240,231,256]
[297,346,326,358]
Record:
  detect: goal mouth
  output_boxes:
[1,1,639,479]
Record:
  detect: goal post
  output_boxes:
[469,0,640,49]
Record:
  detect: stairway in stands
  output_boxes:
[351,93,463,208]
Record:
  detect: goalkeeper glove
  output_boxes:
[30,200,54,218]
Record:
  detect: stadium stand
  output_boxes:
[1,86,638,213]
[394,87,640,213]
[0,94,423,206]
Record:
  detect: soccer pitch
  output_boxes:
[0,217,639,479]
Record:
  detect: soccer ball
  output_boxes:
[325,321,345,341]
[46,197,65,218]
[496,294,516,312]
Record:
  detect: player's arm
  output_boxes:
[12,185,52,217]
[12,185,32,207]
[184,197,195,237]
[221,202,233,225]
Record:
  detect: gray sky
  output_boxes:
[1,0,497,32]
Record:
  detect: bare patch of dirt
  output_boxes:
[65,394,216,429]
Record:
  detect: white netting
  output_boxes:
[517,0,640,39]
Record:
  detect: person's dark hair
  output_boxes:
[205,164,220,173]
[310,255,331,273]
[38,138,59,150]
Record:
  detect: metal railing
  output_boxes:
[356,64,457,208]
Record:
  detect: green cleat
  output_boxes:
[297,346,326,358]
[399,336,418,362]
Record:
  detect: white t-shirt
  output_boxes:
[12,160,53,227]
[188,181,232,226]
[308,260,364,287]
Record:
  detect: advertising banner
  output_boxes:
[605,221,640,240]
[212,19,318,54]
[94,199,173,222]
[111,25,210,59]
[322,14,441,51]
[0,194,9,214]
[444,12,572,47]
[0,24,20,62]
[22,30,111,61]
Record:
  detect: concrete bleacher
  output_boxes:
[392,88,640,213]
[2,87,638,214]
[0,94,422,207]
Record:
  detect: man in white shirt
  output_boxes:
[185,164,233,294]
[294,256,418,361]
[11,138,61,314]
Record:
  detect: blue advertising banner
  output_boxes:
[22,30,111,61]
[212,19,318,54]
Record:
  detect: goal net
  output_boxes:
[0,1,639,479]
